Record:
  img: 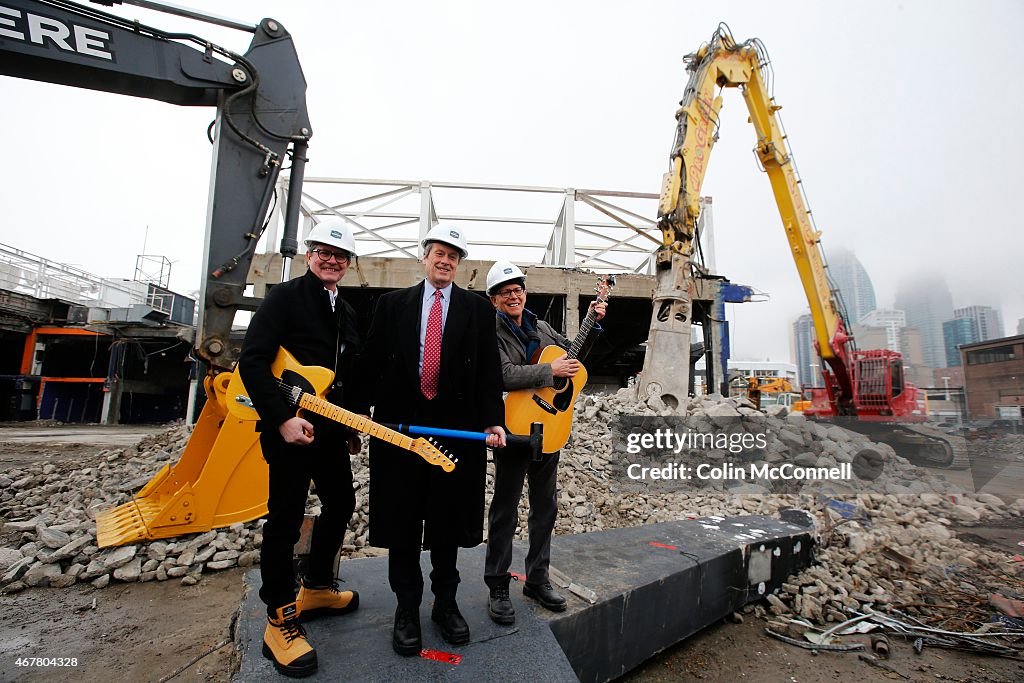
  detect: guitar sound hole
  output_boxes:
[552,377,568,391]
[552,379,574,411]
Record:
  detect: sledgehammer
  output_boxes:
[382,422,545,460]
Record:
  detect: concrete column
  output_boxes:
[638,253,693,412]
[566,275,581,340]
[101,342,125,425]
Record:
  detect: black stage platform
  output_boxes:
[234,514,814,682]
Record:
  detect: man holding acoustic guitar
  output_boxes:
[237,218,363,678]
[484,261,608,625]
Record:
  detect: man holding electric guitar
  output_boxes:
[237,218,363,678]
[483,261,609,625]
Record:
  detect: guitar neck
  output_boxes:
[296,393,413,450]
[567,296,606,360]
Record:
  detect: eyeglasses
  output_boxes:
[497,286,525,299]
[312,248,350,262]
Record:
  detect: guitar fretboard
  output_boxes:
[288,388,414,451]
[567,290,611,360]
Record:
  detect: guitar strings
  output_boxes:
[270,377,453,462]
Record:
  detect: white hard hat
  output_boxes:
[305,218,357,256]
[421,223,469,259]
[486,260,527,295]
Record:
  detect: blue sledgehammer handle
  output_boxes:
[389,424,488,442]
[382,422,545,460]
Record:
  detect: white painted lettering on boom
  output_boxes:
[0,6,24,40]
[28,13,73,51]
[0,5,112,60]
[74,25,112,60]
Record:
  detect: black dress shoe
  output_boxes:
[487,581,515,625]
[431,600,470,645]
[523,581,567,612]
[392,606,421,657]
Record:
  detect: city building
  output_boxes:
[953,305,1004,342]
[960,334,1024,419]
[894,272,954,369]
[943,317,979,367]
[791,313,817,389]
[932,366,964,389]
[859,309,906,353]
[0,244,195,423]
[824,248,876,324]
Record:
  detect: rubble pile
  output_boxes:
[969,432,1024,461]
[0,425,375,594]
[538,389,1018,534]
[510,389,1024,625]
[1,389,1022,610]
[765,494,1024,626]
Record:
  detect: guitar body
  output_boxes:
[224,347,456,471]
[504,345,587,454]
[225,348,334,422]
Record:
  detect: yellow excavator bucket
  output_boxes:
[96,372,268,548]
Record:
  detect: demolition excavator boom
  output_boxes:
[641,24,964,467]
[0,0,314,544]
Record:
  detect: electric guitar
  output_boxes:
[504,275,615,453]
[225,347,456,472]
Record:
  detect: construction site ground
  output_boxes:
[2,424,1023,683]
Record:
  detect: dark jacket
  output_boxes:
[355,281,504,548]
[495,308,599,391]
[238,270,361,439]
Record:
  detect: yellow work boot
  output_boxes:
[262,602,317,678]
[296,578,360,621]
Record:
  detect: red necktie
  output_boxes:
[421,289,443,399]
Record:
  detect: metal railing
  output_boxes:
[0,242,173,314]
[267,177,668,274]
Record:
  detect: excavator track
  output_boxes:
[870,423,972,470]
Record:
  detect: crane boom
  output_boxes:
[639,24,976,471]
[648,24,855,413]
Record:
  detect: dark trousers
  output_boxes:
[484,445,559,586]
[388,542,460,609]
[259,430,356,613]
[384,394,470,609]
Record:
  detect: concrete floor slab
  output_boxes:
[234,515,814,682]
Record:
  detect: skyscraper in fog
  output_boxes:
[942,317,978,367]
[791,313,817,389]
[825,248,876,324]
[953,305,1005,342]
[895,272,954,368]
[859,309,906,353]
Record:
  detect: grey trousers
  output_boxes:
[484,445,560,586]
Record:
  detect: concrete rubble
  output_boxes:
[1,390,1022,633]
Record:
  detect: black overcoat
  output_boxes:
[238,269,361,452]
[354,281,504,548]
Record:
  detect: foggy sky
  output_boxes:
[2,0,1021,363]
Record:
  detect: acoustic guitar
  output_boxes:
[503,275,615,453]
[226,347,455,471]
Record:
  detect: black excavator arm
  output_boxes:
[1,0,325,545]
[0,0,312,371]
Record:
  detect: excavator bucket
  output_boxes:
[96,372,269,548]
